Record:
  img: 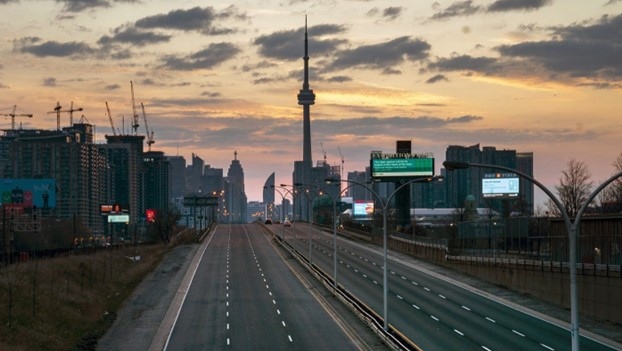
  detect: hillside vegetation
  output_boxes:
[0,231,196,351]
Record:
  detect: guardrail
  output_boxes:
[259,223,421,351]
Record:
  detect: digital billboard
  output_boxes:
[482,173,519,198]
[371,154,434,179]
[353,200,374,216]
[0,178,56,209]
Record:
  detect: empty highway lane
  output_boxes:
[164,224,362,350]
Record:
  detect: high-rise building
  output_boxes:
[186,153,204,194]
[101,134,145,227]
[444,144,534,215]
[263,172,276,220]
[225,151,247,223]
[143,151,170,212]
[346,170,370,201]
[0,125,108,231]
[167,155,186,200]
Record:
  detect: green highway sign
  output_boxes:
[371,157,434,178]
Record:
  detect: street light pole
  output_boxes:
[444,160,622,351]
[327,176,442,331]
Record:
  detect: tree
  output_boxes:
[609,153,622,209]
[596,153,622,213]
[547,159,593,218]
[148,208,182,245]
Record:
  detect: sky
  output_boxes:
[1,0,622,205]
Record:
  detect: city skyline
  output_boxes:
[1,1,621,203]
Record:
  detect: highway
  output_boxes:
[164,224,362,350]
[276,222,620,351]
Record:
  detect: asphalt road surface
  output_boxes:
[279,222,622,351]
[163,224,365,350]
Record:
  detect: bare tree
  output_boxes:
[148,208,182,245]
[547,159,593,218]
[610,153,622,209]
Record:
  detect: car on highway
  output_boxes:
[283,219,291,227]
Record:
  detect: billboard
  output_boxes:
[482,173,519,198]
[353,200,374,216]
[0,178,56,209]
[370,154,434,179]
[100,203,129,215]
[108,214,130,223]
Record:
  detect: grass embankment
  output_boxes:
[0,230,197,351]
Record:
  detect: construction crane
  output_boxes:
[141,102,155,151]
[130,81,140,135]
[1,105,32,130]
[338,146,345,179]
[105,101,117,136]
[46,101,83,131]
[320,142,327,164]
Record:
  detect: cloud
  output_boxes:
[312,115,483,136]
[43,77,57,86]
[487,0,553,12]
[135,6,246,35]
[326,75,352,83]
[382,7,404,21]
[105,84,121,90]
[98,26,171,47]
[426,74,449,83]
[327,36,431,71]
[431,0,551,20]
[368,6,404,21]
[428,55,499,74]
[496,14,622,80]
[161,42,241,70]
[55,0,110,12]
[14,37,94,57]
[430,1,481,20]
[254,24,347,61]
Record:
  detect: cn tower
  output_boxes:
[297,16,315,167]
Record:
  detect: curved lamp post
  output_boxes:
[265,185,290,240]
[323,181,367,289]
[327,175,443,331]
[444,160,622,351]
[293,182,329,264]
